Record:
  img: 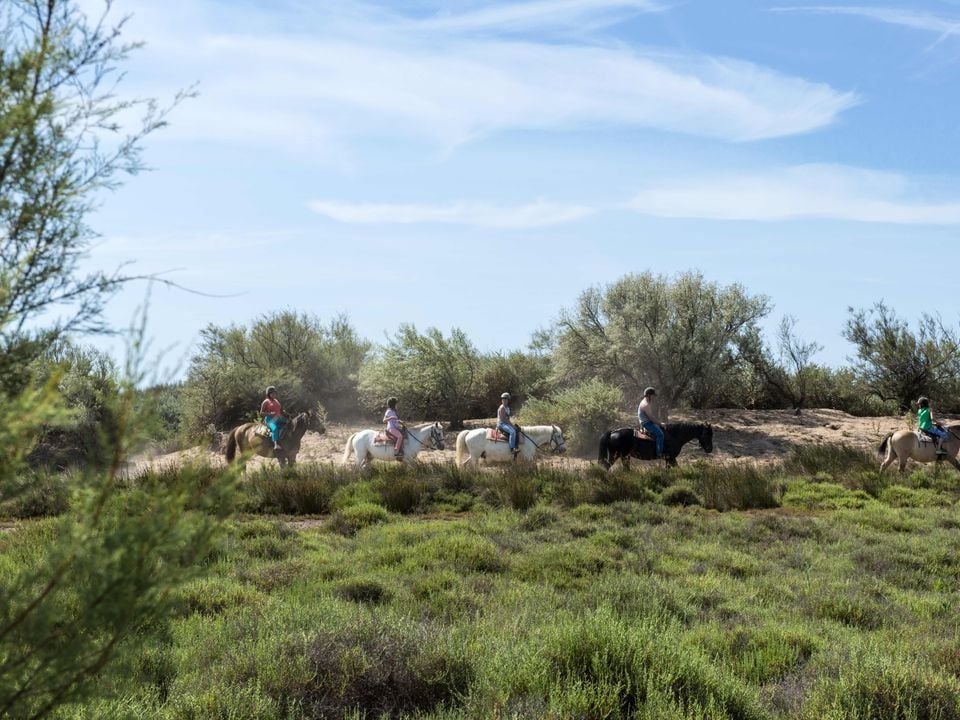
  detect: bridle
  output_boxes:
[520,425,566,454]
[405,423,445,450]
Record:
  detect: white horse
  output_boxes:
[342,422,446,468]
[455,424,566,468]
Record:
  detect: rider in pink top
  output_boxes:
[383,397,404,456]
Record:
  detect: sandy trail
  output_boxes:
[130,409,926,475]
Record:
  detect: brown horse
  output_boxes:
[878,424,960,473]
[224,411,324,467]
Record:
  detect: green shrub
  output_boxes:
[242,465,337,514]
[281,618,472,720]
[785,443,876,476]
[177,577,262,616]
[521,378,623,456]
[694,463,780,511]
[329,480,380,511]
[377,477,426,514]
[513,608,766,720]
[782,481,875,511]
[591,471,656,505]
[334,577,392,605]
[879,485,953,509]
[329,502,391,536]
[661,484,703,507]
[804,641,960,720]
[0,468,71,518]
[485,469,541,511]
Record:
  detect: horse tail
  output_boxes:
[878,433,892,455]
[225,427,239,464]
[598,431,612,469]
[342,433,356,464]
[456,430,468,465]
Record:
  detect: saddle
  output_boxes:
[254,423,272,439]
[917,427,943,444]
[488,426,522,443]
[374,429,406,445]
[634,428,654,441]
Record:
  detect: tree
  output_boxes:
[843,302,960,412]
[547,271,771,410]
[358,325,481,429]
[0,4,232,716]
[739,316,823,411]
[182,311,369,434]
[0,0,185,392]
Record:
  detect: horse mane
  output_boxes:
[663,422,707,433]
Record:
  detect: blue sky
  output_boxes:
[79,0,960,371]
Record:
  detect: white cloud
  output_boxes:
[417,0,664,32]
[628,164,960,224]
[773,6,960,43]
[108,0,857,154]
[309,199,594,228]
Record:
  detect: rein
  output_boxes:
[519,426,563,454]
[403,424,441,449]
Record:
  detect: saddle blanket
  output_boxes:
[917,430,940,444]
[487,427,523,443]
[374,431,403,445]
[634,429,654,441]
[254,424,272,439]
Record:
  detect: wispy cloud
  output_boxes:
[773,6,960,44]
[628,164,960,224]
[309,199,594,228]
[109,0,857,155]
[417,0,664,33]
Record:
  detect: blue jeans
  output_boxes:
[498,422,518,451]
[923,426,948,440]
[641,421,664,458]
[265,416,285,443]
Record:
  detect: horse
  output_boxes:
[341,422,446,468]
[224,411,325,467]
[455,425,566,468]
[598,422,713,469]
[879,424,960,473]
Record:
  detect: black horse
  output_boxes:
[598,422,713,469]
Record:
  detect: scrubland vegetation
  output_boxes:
[3,447,960,719]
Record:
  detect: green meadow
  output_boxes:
[5,447,960,720]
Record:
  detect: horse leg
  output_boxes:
[879,451,895,474]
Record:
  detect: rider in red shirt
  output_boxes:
[259,386,285,450]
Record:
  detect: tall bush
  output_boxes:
[520,379,623,455]
[181,311,368,434]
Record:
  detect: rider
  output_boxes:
[384,397,405,457]
[260,386,285,451]
[497,392,520,455]
[917,396,948,456]
[637,386,665,459]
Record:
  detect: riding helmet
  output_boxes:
[917,396,930,407]
[501,392,511,399]
[266,386,277,396]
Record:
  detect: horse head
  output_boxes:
[430,422,446,451]
[698,423,714,454]
[306,409,327,435]
[550,425,567,454]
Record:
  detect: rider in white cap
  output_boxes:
[497,392,519,454]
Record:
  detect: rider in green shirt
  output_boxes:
[917,397,948,456]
